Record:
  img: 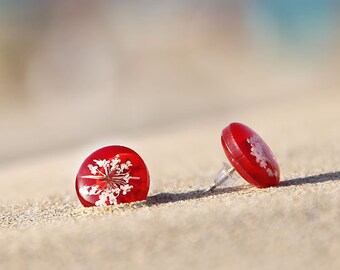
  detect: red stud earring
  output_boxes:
[76,145,150,207]
[207,122,280,192]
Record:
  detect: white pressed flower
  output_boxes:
[94,159,109,168]
[79,186,89,196]
[120,184,133,195]
[110,158,120,169]
[79,185,101,196]
[88,164,98,175]
[126,160,132,167]
[247,136,268,169]
[247,135,278,178]
[123,173,130,182]
[120,163,128,172]
[266,168,274,177]
[80,155,140,206]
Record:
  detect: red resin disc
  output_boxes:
[76,145,150,207]
[221,123,280,188]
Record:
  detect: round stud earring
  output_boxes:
[76,145,150,207]
[206,122,280,192]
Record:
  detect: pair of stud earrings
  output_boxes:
[75,122,280,207]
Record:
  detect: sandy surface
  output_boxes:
[0,90,339,270]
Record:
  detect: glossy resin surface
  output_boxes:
[221,123,280,188]
[76,145,150,207]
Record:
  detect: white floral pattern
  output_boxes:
[79,155,139,206]
[247,135,278,178]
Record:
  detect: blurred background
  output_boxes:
[0,0,339,165]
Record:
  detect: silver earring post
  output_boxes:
[205,163,236,192]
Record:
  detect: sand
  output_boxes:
[0,90,339,270]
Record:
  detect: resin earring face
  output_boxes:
[76,145,150,207]
[207,122,280,191]
[221,123,280,188]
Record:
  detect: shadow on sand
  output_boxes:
[279,171,340,187]
[146,171,340,206]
